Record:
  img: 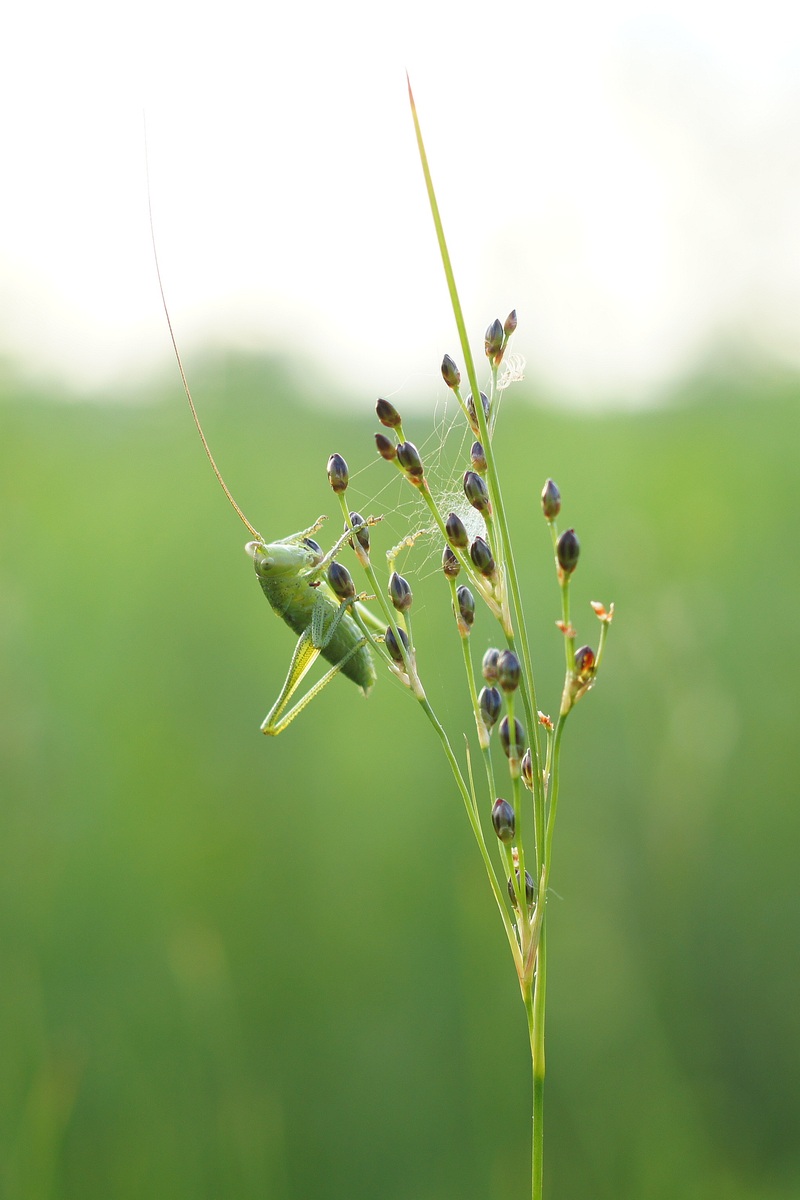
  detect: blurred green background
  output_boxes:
[1,351,798,1199]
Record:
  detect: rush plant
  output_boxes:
[159,82,613,1200]
[318,85,615,1197]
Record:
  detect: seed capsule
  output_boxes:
[396,441,424,479]
[482,647,500,682]
[346,511,370,553]
[485,317,504,362]
[470,441,487,475]
[504,309,517,336]
[445,511,469,549]
[479,685,502,730]
[442,545,460,579]
[521,748,533,789]
[466,391,491,434]
[556,528,580,573]
[385,624,410,664]
[456,585,475,628]
[376,397,402,428]
[574,645,596,678]
[492,798,515,843]
[441,354,461,389]
[470,536,496,578]
[496,649,520,693]
[389,571,413,612]
[499,716,525,760]
[508,870,535,910]
[375,433,397,461]
[328,561,355,600]
[541,478,561,520]
[463,470,490,515]
[326,453,349,493]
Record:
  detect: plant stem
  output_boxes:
[531,924,547,1200]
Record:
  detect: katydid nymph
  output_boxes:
[152,251,382,735]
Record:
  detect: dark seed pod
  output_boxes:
[521,747,533,789]
[326,453,349,493]
[492,798,515,844]
[328,560,355,600]
[485,318,504,363]
[504,309,517,336]
[556,528,580,573]
[346,511,370,553]
[499,715,525,760]
[376,397,402,428]
[541,478,561,520]
[479,685,502,730]
[470,441,487,475]
[575,645,596,678]
[496,649,521,693]
[508,870,536,910]
[482,647,501,682]
[445,511,469,549]
[466,391,491,433]
[463,470,490,515]
[470,536,496,578]
[396,441,424,479]
[375,433,397,461]
[385,624,410,664]
[442,545,461,579]
[456,585,475,628]
[441,354,461,389]
[389,571,413,612]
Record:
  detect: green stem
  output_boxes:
[417,695,522,975]
[531,923,546,1200]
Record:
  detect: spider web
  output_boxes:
[345,355,526,581]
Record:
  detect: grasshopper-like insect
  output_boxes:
[153,247,382,734]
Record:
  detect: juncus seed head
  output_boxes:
[456,585,475,628]
[384,624,409,664]
[499,715,525,760]
[441,354,461,389]
[389,571,413,612]
[396,441,424,479]
[541,478,561,521]
[574,645,596,678]
[482,647,501,682]
[492,798,515,843]
[496,649,521,693]
[470,441,487,475]
[479,685,502,730]
[376,397,402,428]
[466,391,490,435]
[470,536,496,578]
[375,433,397,461]
[328,560,355,600]
[556,528,580,574]
[445,511,469,549]
[326,453,349,493]
[508,869,535,910]
[464,470,490,515]
[521,747,533,790]
[346,511,369,553]
[442,545,460,579]
[485,318,504,365]
[504,309,517,337]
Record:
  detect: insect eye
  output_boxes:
[302,538,322,554]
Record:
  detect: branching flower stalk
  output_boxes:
[319,87,614,1200]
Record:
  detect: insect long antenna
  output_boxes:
[146,145,262,542]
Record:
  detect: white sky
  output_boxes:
[2,0,799,405]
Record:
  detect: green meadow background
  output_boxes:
[1,351,798,1199]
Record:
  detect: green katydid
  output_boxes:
[152,249,382,734]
